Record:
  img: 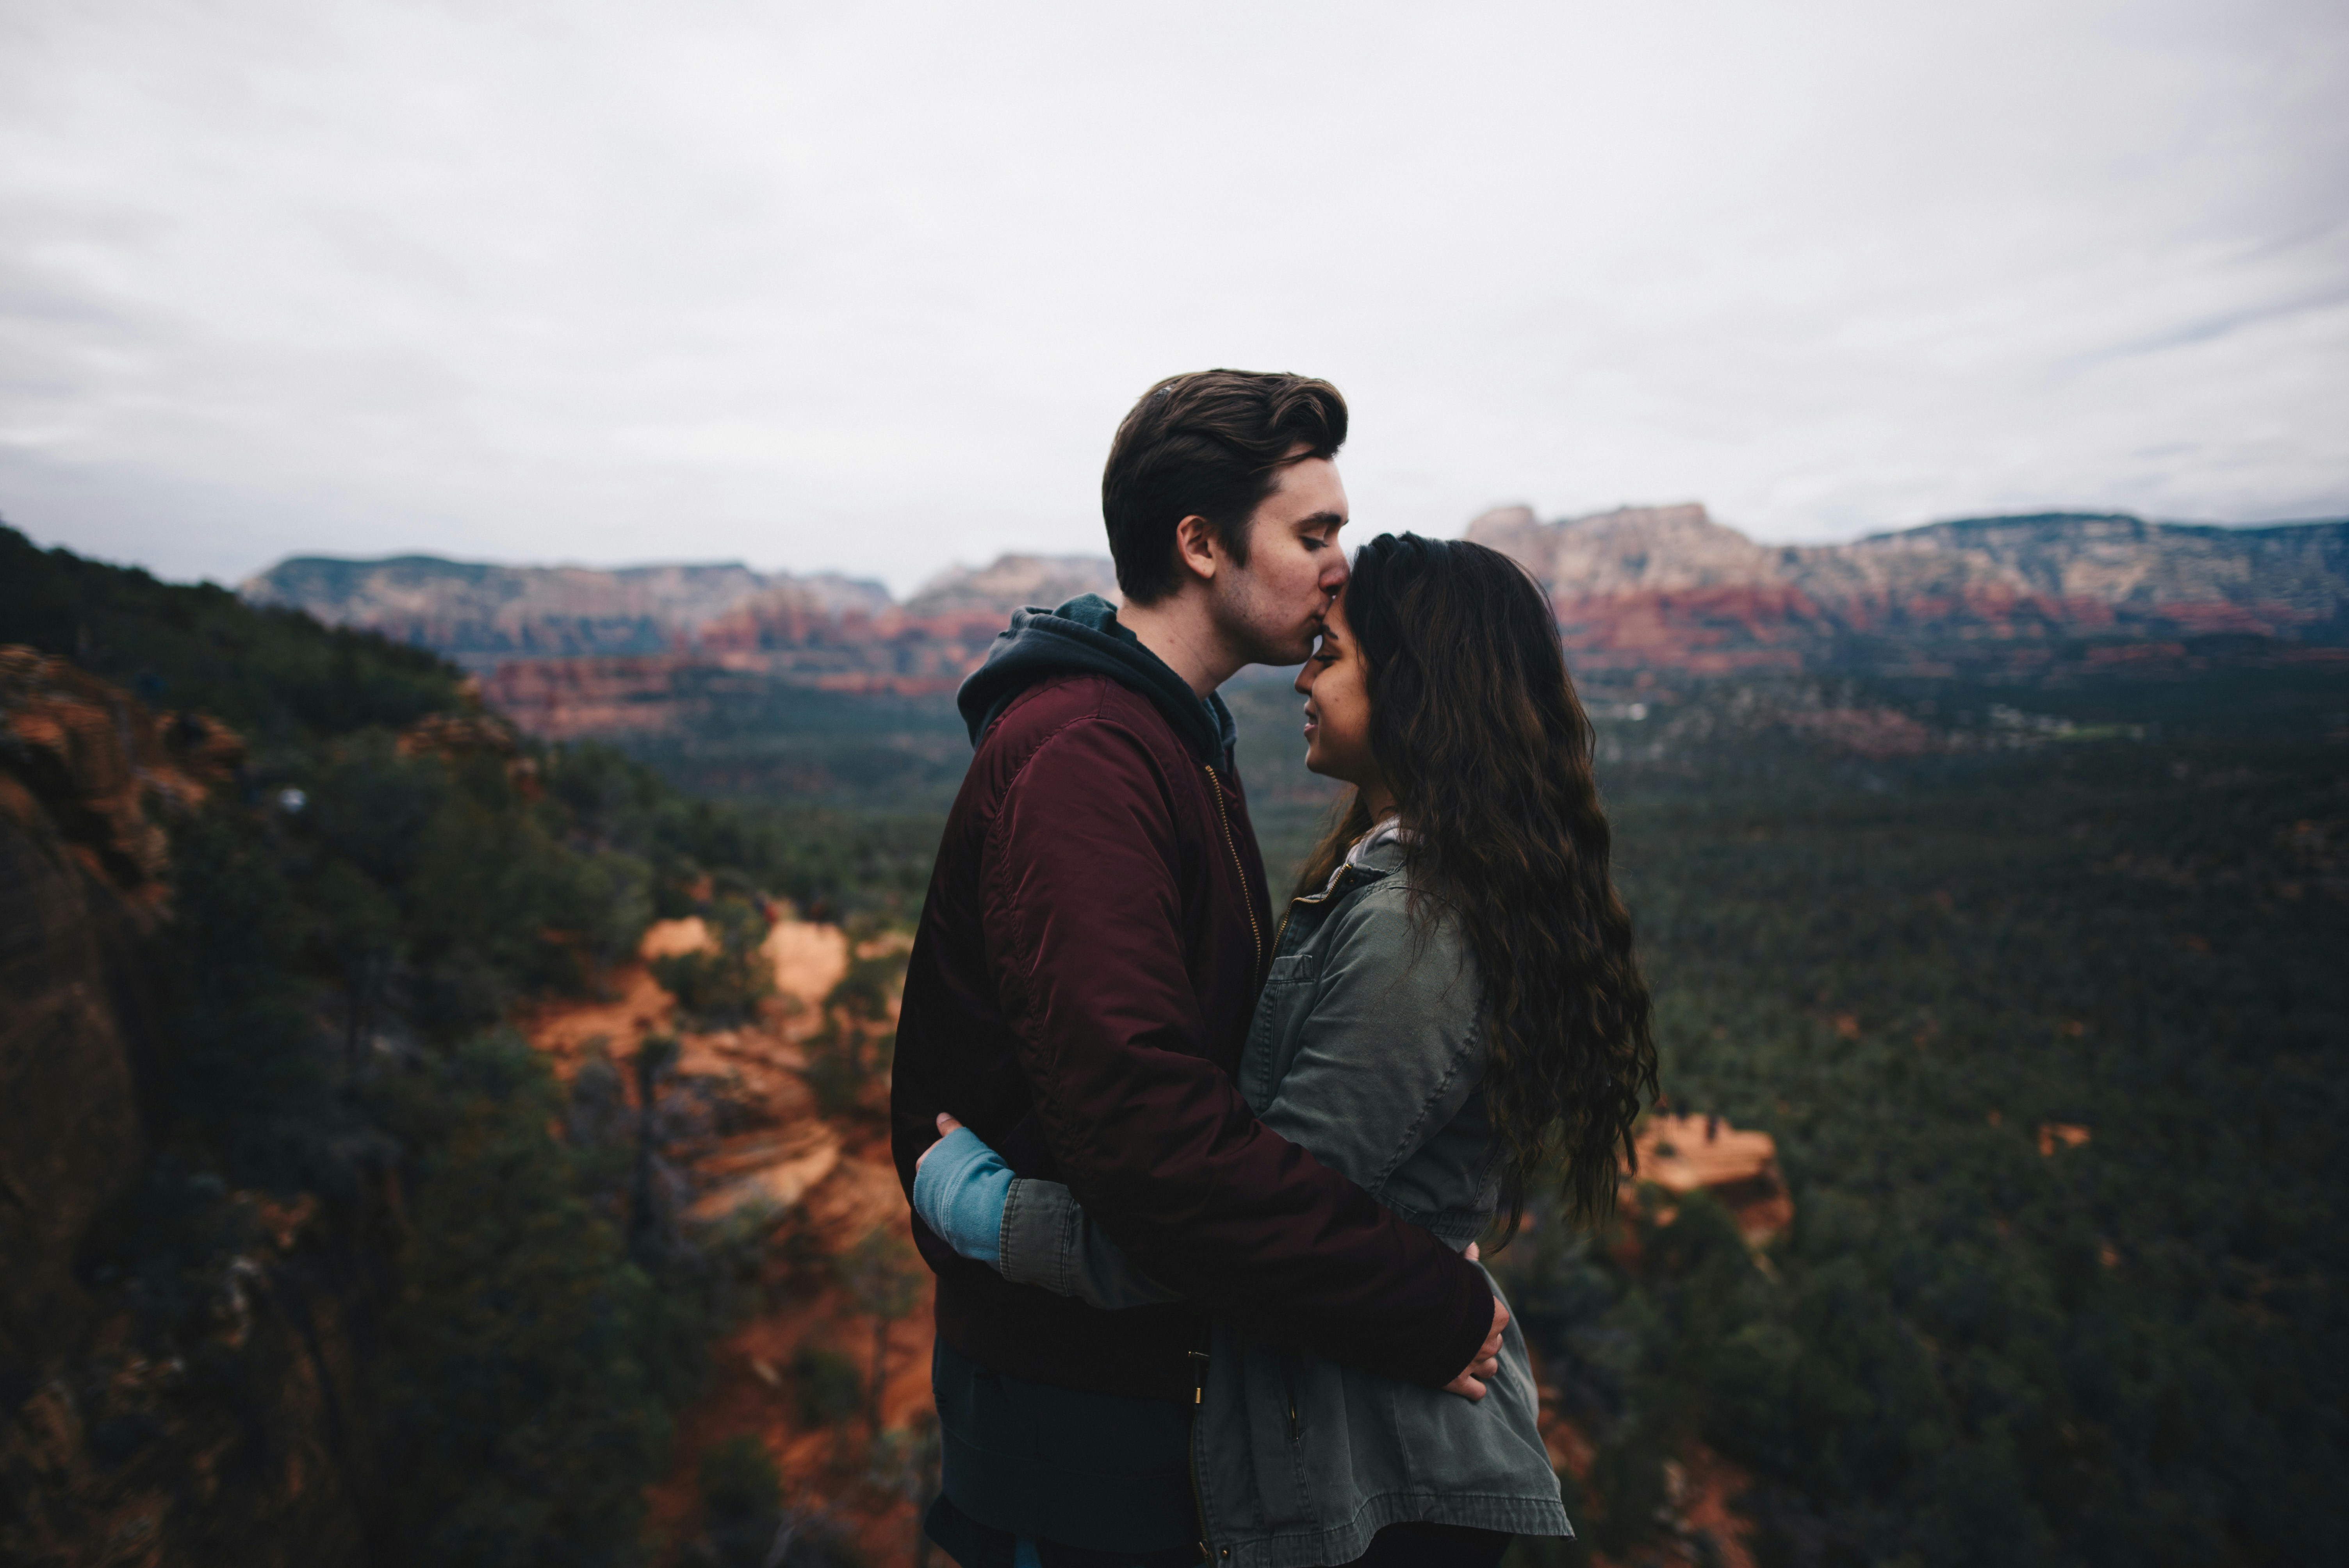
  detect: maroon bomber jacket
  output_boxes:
[890,619,1495,1405]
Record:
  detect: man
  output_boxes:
[891,371,1504,1565]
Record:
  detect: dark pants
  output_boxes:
[926,1498,1512,1568]
[925,1495,1198,1568]
[929,1338,1195,1557]
[1340,1522,1515,1568]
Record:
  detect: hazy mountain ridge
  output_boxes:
[1470,503,2349,609]
[242,555,895,667]
[898,553,1120,620]
[250,509,2349,660]
[1467,504,2349,676]
[242,509,2349,738]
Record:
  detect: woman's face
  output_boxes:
[1296,590,1382,793]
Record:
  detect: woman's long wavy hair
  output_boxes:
[1295,533,1656,1240]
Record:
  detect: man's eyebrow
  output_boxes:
[1296,511,1346,529]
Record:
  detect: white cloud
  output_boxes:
[2,0,2343,593]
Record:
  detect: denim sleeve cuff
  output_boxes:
[998,1178,1075,1295]
[911,1127,1014,1268]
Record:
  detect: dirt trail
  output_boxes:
[522,916,936,1565]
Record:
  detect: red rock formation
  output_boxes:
[0,645,242,900]
[478,654,708,738]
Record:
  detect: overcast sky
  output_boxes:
[4,0,2344,596]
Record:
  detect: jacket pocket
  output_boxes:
[1263,951,1319,985]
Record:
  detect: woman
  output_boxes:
[916,533,1656,1567]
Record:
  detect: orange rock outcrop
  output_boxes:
[1627,1112,1795,1246]
[523,914,931,1562]
[0,644,243,901]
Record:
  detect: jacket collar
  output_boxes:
[1307,816,1409,900]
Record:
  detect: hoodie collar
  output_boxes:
[956,593,1237,765]
[1345,813,1408,868]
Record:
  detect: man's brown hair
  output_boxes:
[1101,370,1348,603]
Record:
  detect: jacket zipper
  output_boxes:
[1189,1347,1215,1561]
[1203,764,1264,978]
[1196,770,1256,1562]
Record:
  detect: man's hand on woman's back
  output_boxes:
[923,1112,1510,1402]
[1441,1247,1508,1401]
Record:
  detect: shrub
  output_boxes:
[376,1035,669,1568]
[792,1345,863,1429]
[651,896,775,1025]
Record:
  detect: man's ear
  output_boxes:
[1171,514,1221,584]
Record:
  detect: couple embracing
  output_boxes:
[892,370,1656,1568]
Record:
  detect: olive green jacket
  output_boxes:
[994,834,1570,1566]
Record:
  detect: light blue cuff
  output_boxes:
[911,1126,1013,1268]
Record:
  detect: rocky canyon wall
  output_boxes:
[0,650,378,1566]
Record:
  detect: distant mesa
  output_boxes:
[241,549,1123,738]
[240,554,892,668]
[1467,503,2349,678]
[900,553,1119,621]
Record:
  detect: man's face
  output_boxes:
[1207,454,1349,666]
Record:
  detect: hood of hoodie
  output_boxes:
[957,593,1237,766]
